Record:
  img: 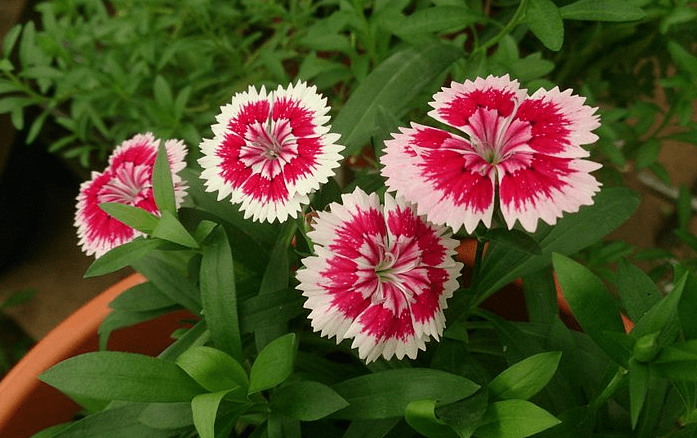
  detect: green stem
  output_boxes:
[473,0,528,56]
[588,366,627,412]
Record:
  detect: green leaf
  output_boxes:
[248,333,296,394]
[270,381,349,421]
[0,59,13,72]
[333,43,462,156]
[131,256,202,314]
[474,187,639,305]
[630,272,686,342]
[153,75,173,109]
[668,41,697,78]
[677,185,693,231]
[109,282,177,311]
[559,0,646,21]
[391,6,481,35]
[255,223,294,351]
[239,288,306,333]
[552,253,627,365]
[488,352,562,401]
[679,272,697,340]
[139,402,194,430]
[176,346,248,395]
[341,418,401,438]
[0,96,34,114]
[39,352,205,402]
[629,359,649,429]
[526,0,564,51]
[98,307,177,350]
[99,203,159,234]
[332,368,479,419]
[192,390,245,438]
[268,414,301,438]
[151,211,199,248]
[2,24,22,58]
[26,107,49,144]
[436,390,489,438]
[635,139,660,169]
[475,400,560,438]
[482,229,541,255]
[50,403,173,438]
[84,237,165,277]
[200,226,242,360]
[616,258,661,323]
[405,399,459,438]
[0,287,36,309]
[652,340,697,381]
[152,140,177,216]
[158,320,210,362]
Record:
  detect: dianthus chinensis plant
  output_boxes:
[5,0,697,438]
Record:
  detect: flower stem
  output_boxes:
[588,366,627,412]
[473,0,528,56]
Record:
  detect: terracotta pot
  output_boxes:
[0,273,195,438]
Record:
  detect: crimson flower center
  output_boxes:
[98,163,151,205]
[241,118,298,179]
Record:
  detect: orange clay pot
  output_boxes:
[0,273,196,438]
[455,239,634,333]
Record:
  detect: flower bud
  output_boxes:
[633,332,660,363]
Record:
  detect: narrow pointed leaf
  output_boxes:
[489,352,562,401]
[132,256,202,314]
[99,203,159,234]
[475,400,560,438]
[200,226,242,360]
[629,359,649,429]
[48,403,173,437]
[192,390,235,438]
[39,352,205,402]
[152,140,176,215]
[84,237,165,277]
[616,258,661,323]
[332,368,479,419]
[176,346,248,395]
[270,381,349,421]
[333,43,462,156]
[405,399,459,438]
[553,253,627,365]
[248,333,296,394]
[559,0,646,21]
[526,0,564,51]
[152,210,198,248]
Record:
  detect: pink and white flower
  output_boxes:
[75,133,188,258]
[296,188,463,363]
[381,75,602,233]
[198,81,344,223]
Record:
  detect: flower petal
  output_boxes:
[198,81,344,223]
[297,188,462,363]
[75,133,188,257]
[513,86,600,158]
[428,74,526,138]
[381,123,496,234]
[498,155,602,232]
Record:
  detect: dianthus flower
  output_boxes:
[381,75,602,233]
[198,81,344,223]
[297,188,463,363]
[75,133,188,258]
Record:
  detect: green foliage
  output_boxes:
[13,0,697,437]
